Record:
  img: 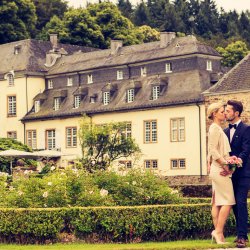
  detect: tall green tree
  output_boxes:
[117,0,133,20]
[133,1,150,26]
[0,0,37,44]
[79,116,141,172]
[217,41,249,67]
[32,0,68,36]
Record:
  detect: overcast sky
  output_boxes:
[67,0,250,13]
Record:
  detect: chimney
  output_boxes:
[50,34,58,51]
[110,40,123,55]
[160,32,176,48]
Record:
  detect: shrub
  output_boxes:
[0,203,243,244]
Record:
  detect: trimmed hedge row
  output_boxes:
[0,202,241,244]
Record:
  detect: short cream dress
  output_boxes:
[208,123,235,206]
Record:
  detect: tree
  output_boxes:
[133,1,150,26]
[217,41,249,67]
[117,0,133,20]
[32,0,68,36]
[78,116,141,172]
[0,0,37,44]
[136,25,160,43]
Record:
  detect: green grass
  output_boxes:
[0,236,240,250]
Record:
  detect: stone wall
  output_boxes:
[165,175,211,185]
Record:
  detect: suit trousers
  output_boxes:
[232,177,250,239]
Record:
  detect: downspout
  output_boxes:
[24,75,28,144]
[196,102,203,180]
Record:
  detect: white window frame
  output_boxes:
[48,80,53,89]
[67,77,73,86]
[170,118,185,142]
[7,74,14,86]
[74,95,81,108]
[54,97,61,111]
[26,130,37,149]
[7,131,17,140]
[119,160,132,169]
[117,70,123,80]
[103,91,110,105]
[87,74,93,84]
[127,88,134,103]
[152,86,160,100]
[206,60,212,71]
[171,159,186,169]
[165,63,172,73]
[7,95,16,116]
[141,66,147,77]
[66,127,77,148]
[46,129,56,150]
[144,160,158,169]
[144,120,157,143]
[34,100,40,113]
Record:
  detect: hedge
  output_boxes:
[0,202,243,244]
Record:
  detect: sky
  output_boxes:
[67,0,250,13]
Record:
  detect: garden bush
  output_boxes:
[0,168,183,208]
[0,203,243,244]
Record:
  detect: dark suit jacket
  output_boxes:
[224,122,250,178]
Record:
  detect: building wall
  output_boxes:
[0,76,45,142]
[24,104,208,177]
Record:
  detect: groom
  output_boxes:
[224,100,250,248]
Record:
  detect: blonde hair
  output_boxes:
[207,102,224,120]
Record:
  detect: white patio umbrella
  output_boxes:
[0,149,36,174]
[32,149,64,158]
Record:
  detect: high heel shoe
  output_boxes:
[211,230,227,244]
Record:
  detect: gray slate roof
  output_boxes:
[22,70,207,121]
[48,35,221,75]
[0,39,97,76]
[204,52,250,94]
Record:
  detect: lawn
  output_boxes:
[0,236,239,250]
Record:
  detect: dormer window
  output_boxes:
[207,60,212,71]
[165,63,172,73]
[103,91,110,105]
[117,70,123,80]
[14,45,21,55]
[34,100,40,113]
[54,97,61,110]
[152,86,160,100]
[74,95,81,108]
[87,74,93,84]
[48,80,53,89]
[90,96,96,103]
[141,66,147,77]
[67,77,73,86]
[127,88,134,103]
[7,74,14,86]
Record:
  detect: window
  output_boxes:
[144,120,157,143]
[74,95,81,108]
[26,130,37,149]
[87,74,93,84]
[206,60,212,71]
[90,96,96,103]
[103,91,110,105]
[152,86,160,100]
[165,63,172,73]
[7,74,14,86]
[144,160,158,169]
[48,80,53,89]
[141,66,147,76]
[67,77,73,86]
[66,127,77,147]
[7,95,16,116]
[125,122,132,138]
[171,159,186,169]
[127,88,134,103]
[170,118,185,142]
[46,129,56,150]
[34,100,40,113]
[119,160,132,168]
[7,131,17,140]
[117,70,123,80]
[54,98,61,110]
